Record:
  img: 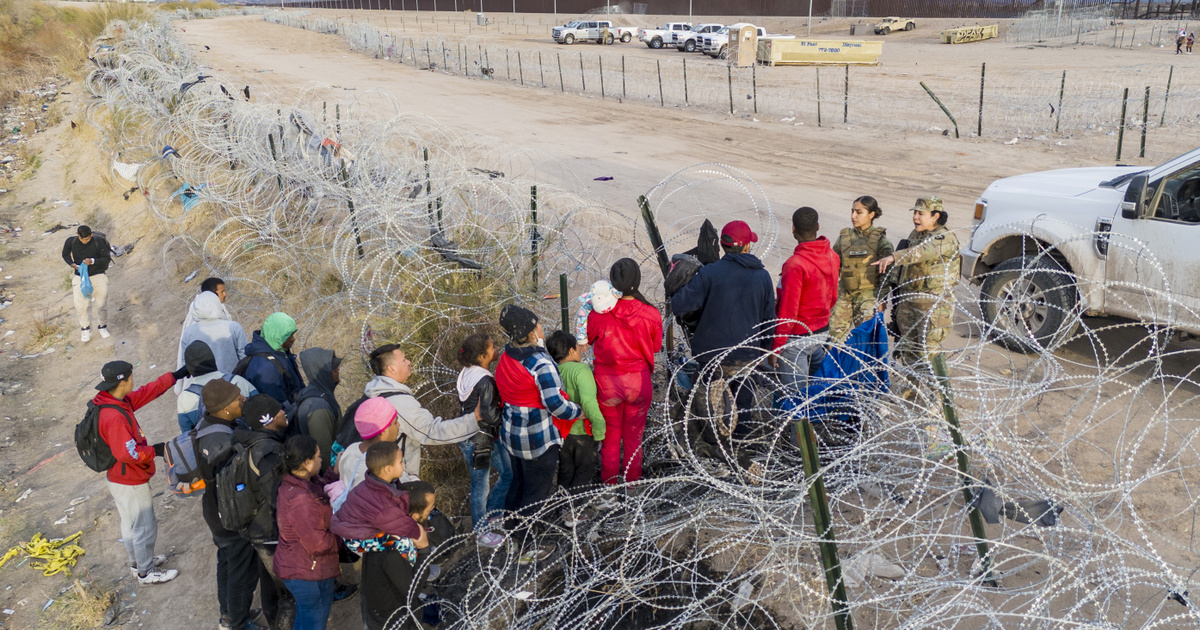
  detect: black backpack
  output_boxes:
[215,442,267,532]
[329,390,409,466]
[289,388,333,438]
[75,402,133,473]
[232,352,294,398]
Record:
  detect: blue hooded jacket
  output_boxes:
[671,252,776,364]
[242,331,304,404]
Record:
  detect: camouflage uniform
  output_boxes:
[830,225,894,342]
[887,199,961,366]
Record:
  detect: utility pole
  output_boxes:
[807,0,814,36]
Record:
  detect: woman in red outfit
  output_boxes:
[588,258,664,484]
[274,435,340,630]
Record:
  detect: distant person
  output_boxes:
[241,312,305,404]
[176,291,248,379]
[93,360,187,584]
[454,332,508,541]
[770,207,840,395]
[363,344,480,479]
[829,196,894,343]
[61,225,112,343]
[182,277,232,330]
[294,348,344,469]
[586,259,661,484]
[1188,32,1194,53]
[1177,33,1185,54]
[275,436,340,630]
[176,340,257,432]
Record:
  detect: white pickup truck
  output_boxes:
[552,20,635,45]
[702,23,795,59]
[639,22,693,49]
[675,23,724,52]
[963,147,1200,351]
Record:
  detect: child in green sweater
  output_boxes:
[546,330,606,501]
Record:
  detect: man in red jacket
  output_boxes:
[771,207,840,396]
[94,360,188,584]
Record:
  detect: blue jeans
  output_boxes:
[458,439,513,527]
[283,577,335,630]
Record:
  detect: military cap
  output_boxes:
[911,196,944,214]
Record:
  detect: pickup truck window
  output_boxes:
[1150,165,1200,223]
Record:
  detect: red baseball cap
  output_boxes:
[720,220,759,248]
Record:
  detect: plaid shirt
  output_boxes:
[499,347,581,460]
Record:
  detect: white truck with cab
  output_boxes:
[963,147,1200,352]
[552,20,635,45]
[639,22,693,49]
[702,23,795,59]
[675,23,724,52]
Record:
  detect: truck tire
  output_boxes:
[882,27,891,35]
[718,45,728,59]
[621,32,632,43]
[683,39,696,52]
[605,33,615,45]
[650,36,663,49]
[564,33,575,45]
[979,255,1079,353]
[905,22,915,31]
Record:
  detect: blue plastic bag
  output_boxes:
[79,262,93,299]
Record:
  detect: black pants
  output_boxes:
[557,435,597,493]
[505,445,560,526]
[254,542,293,626]
[214,534,259,627]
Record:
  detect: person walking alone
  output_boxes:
[587,259,662,484]
[62,225,112,342]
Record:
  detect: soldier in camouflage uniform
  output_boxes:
[875,196,961,376]
[830,196,894,342]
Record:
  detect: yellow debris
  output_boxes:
[0,532,86,577]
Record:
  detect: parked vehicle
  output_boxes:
[701,23,795,59]
[874,17,916,35]
[553,20,635,45]
[675,23,724,52]
[963,147,1200,352]
[638,22,693,49]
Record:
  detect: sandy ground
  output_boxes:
[0,9,1198,630]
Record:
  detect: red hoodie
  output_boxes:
[95,372,176,485]
[774,237,840,350]
[588,298,664,376]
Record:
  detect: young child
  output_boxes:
[574,280,622,345]
[360,478,436,630]
[331,397,402,512]
[455,332,508,548]
[331,441,428,559]
[546,330,606,512]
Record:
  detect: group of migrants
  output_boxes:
[76,195,960,630]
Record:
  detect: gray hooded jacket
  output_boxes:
[296,347,343,469]
[362,375,479,479]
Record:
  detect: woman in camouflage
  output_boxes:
[830,196,894,342]
[873,197,961,383]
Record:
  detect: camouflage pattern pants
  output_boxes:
[893,297,952,365]
[830,289,878,343]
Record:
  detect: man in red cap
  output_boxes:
[671,219,775,439]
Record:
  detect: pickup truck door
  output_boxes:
[1106,163,1200,327]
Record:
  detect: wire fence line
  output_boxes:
[86,16,1200,630]
[265,11,1200,162]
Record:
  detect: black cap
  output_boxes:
[96,360,133,391]
[499,304,539,340]
[243,394,283,427]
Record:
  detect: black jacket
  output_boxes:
[61,234,112,276]
[670,252,776,364]
[361,549,420,630]
[233,427,285,544]
[197,414,240,539]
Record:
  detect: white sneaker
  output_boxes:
[80,327,91,343]
[98,326,110,339]
[137,568,178,585]
[476,532,505,549]
[130,554,169,576]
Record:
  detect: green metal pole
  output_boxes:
[816,66,822,127]
[794,416,854,630]
[637,195,671,279]
[559,273,570,331]
[530,185,539,291]
[1140,85,1149,158]
[1055,70,1066,133]
[842,63,848,123]
[1116,87,1129,161]
[1161,65,1174,126]
[930,354,996,587]
[977,62,985,137]
[919,81,959,138]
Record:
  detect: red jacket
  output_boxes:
[96,372,176,486]
[587,298,663,376]
[774,237,840,350]
[274,473,340,582]
[331,473,422,542]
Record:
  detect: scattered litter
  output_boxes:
[781,116,795,122]
[183,271,198,283]
[732,579,754,611]
[2,609,12,615]
[111,237,140,257]
[1004,138,1020,145]
[41,599,53,612]
[17,348,55,359]
[593,176,614,181]
[41,223,78,236]
[514,591,533,600]
[53,515,69,526]
[69,496,89,507]
[0,532,85,576]
[843,552,905,588]
[14,489,31,503]
[149,365,156,370]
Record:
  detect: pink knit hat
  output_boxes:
[355,397,398,440]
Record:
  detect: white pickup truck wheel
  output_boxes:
[621,32,632,43]
[979,256,1079,353]
[650,36,663,49]
[718,45,728,59]
[682,40,696,52]
[564,33,575,45]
